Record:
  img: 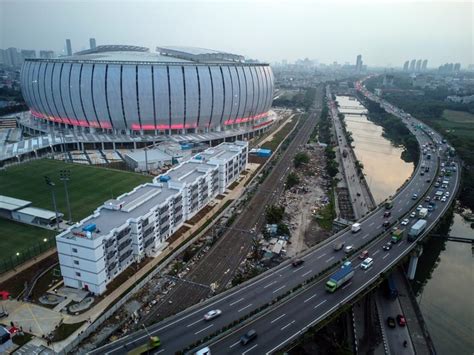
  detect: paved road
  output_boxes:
[90,87,459,355]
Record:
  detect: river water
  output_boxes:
[336,95,474,355]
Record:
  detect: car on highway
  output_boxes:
[383,211,391,218]
[344,245,354,254]
[401,218,409,226]
[203,309,222,321]
[445,191,450,197]
[382,220,390,228]
[333,242,344,251]
[434,182,440,187]
[387,316,396,328]
[416,205,423,211]
[358,250,369,259]
[360,257,373,270]
[382,242,392,251]
[240,329,258,345]
[425,196,431,202]
[397,314,407,327]
[412,193,418,200]
[441,196,447,202]
[292,259,304,267]
[426,179,431,183]
[410,211,416,218]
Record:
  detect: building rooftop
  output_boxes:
[0,195,31,211]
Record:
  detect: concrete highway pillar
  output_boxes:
[407,254,419,280]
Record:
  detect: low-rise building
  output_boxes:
[56,141,248,294]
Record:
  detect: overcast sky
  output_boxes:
[0,0,472,67]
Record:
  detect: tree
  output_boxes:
[293,152,310,168]
[265,205,285,224]
[285,172,300,190]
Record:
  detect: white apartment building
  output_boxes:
[56,141,248,295]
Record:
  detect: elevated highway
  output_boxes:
[90,82,460,355]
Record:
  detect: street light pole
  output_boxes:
[44,176,60,230]
[59,169,72,223]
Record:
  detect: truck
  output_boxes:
[351,223,361,233]
[127,336,161,355]
[325,263,354,293]
[386,274,398,299]
[391,228,404,244]
[408,219,427,242]
[419,207,428,218]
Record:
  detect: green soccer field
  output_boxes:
[0,159,152,262]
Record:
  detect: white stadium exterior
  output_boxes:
[20,45,274,136]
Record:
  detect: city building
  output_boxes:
[39,50,55,59]
[66,39,72,56]
[409,59,416,72]
[4,48,22,67]
[56,140,248,294]
[20,49,36,60]
[415,59,422,72]
[356,54,362,73]
[421,59,428,71]
[20,45,274,136]
[403,61,409,71]
[89,38,96,49]
[454,63,461,72]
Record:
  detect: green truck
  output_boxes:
[391,229,404,244]
[127,336,161,355]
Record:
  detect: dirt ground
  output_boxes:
[280,144,332,257]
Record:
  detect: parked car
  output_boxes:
[204,309,222,321]
[240,329,258,345]
[387,316,396,328]
[292,259,304,267]
[410,211,416,218]
[396,314,407,327]
[401,218,409,226]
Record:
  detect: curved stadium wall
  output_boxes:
[20,59,274,134]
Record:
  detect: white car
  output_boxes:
[441,196,447,202]
[360,257,374,270]
[401,218,410,226]
[344,245,354,254]
[416,205,423,211]
[410,211,416,218]
[445,191,450,197]
[204,309,222,321]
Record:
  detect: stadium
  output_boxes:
[20,45,274,136]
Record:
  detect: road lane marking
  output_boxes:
[342,282,352,290]
[230,297,244,306]
[281,320,296,331]
[273,285,286,293]
[369,222,374,227]
[398,242,404,247]
[302,270,312,277]
[238,303,253,312]
[362,234,369,240]
[373,250,380,256]
[398,208,403,212]
[376,225,382,229]
[317,253,327,259]
[186,318,202,327]
[194,323,213,335]
[271,314,286,324]
[229,340,241,348]
[304,294,317,303]
[325,256,335,263]
[314,299,327,309]
[156,350,165,354]
[382,253,390,259]
[242,344,258,355]
[263,281,277,288]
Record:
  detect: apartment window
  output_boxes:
[75,272,81,277]
[72,248,78,253]
[74,260,79,265]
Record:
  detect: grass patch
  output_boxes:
[316,185,336,231]
[261,118,298,151]
[0,159,151,262]
[51,321,86,342]
[442,109,474,124]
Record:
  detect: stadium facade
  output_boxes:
[20,45,274,135]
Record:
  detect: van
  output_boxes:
[194,347,211,355]
[240,329,257,345]
[360,257,373,270]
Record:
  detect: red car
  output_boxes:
[396,314,406,326]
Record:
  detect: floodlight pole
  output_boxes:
[145,146,149,174]
[59,169,72,223]
[44,176,60,230]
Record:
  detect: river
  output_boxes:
[336,95,474,355]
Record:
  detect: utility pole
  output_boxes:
[44,176,60,230]
[144,146,149,173]
[59,169,72,223]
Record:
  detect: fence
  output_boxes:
[0,236,56,275]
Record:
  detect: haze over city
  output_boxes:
[1,0,472,66]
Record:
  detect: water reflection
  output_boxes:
[336,95,414,203]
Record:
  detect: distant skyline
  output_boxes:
[0,0,472,67]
